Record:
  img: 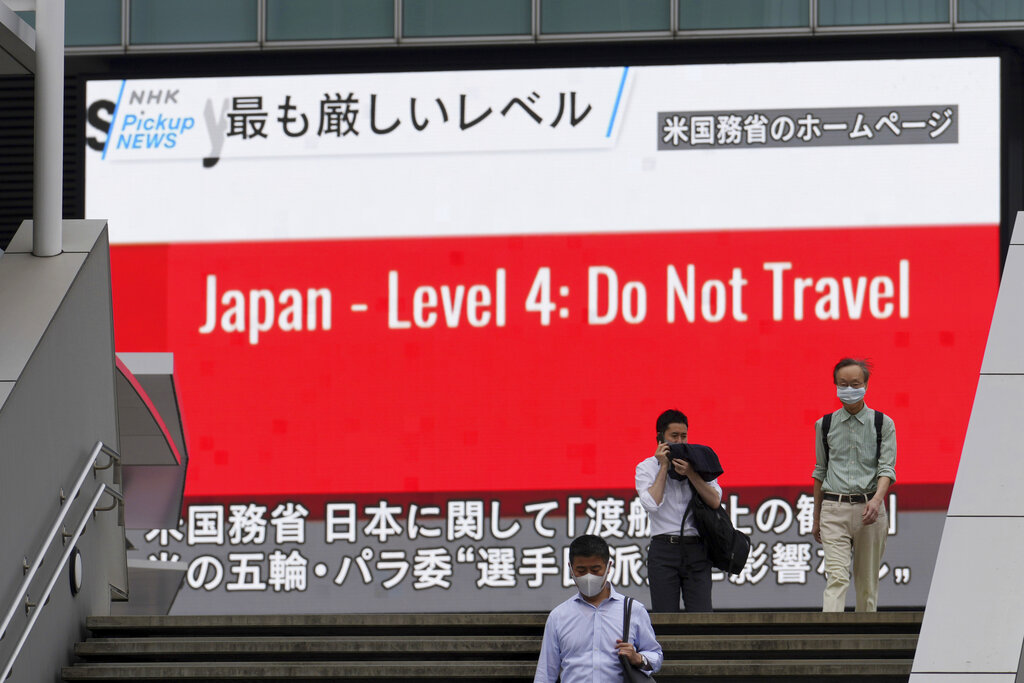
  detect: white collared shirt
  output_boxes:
[635,456,722,537]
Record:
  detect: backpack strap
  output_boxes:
[874,410,885,462]
[820,413,833,469]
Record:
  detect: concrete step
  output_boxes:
[652,610,922,633]
[74,633,917,661]
[83,610,923,637]
[64,611,922,682]
[62,660,535,680]
[62,658,913,681]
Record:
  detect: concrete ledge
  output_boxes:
[5,219,109,254]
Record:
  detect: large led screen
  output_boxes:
[86,57,1000,611]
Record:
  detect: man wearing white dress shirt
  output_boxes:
[635,409,723,612]
[534,534,663,682]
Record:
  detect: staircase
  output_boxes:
[62,611,920,682]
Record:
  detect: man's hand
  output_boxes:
[672,457,694,479]
[862,498,883,525]
[812,519,821,543]
[654,443,670,469]
[654,443,693,479]
[615,639,643,667]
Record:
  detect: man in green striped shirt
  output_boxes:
[811,358,896,612]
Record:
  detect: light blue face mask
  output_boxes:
[837,385,866,405]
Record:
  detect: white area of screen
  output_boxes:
[86,57,1001,245]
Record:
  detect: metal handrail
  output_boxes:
[0,484,111,681]
[0,441,121,679]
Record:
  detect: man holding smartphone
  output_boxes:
[635,409,723,612]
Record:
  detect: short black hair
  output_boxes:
[656,409,688,442]
[568,534,610,564]
[833,358,872,384]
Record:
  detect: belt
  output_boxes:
[652,534,702,545]
[823,492,875,504]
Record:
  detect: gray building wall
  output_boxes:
[910,212,1024,681]
[0,220,126,683]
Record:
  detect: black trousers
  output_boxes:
[647,536,713,612]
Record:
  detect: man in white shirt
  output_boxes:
[534,534,663,682]
[635,409,722,612]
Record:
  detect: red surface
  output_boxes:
[109,225,998,506]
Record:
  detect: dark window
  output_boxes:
[266,0,394,41]
[403,0,531,38]
[542,0,670,34]
[130,0,258,45]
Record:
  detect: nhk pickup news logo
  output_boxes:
[87,85,202,157]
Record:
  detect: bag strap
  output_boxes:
[680,480,697,535]
[622,596,633,642]
[874,410,884,461]
[821,413,832,468]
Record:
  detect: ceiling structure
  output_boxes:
[0,2,31,75]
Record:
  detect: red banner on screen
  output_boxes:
[109,225,997,508]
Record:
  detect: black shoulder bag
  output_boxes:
[620,597,656,682]
[684,482,751,575]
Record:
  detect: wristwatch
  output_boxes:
[640,654,650,670]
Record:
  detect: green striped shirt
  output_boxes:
[812,405,896,494]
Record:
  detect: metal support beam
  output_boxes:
[33,0,64,257]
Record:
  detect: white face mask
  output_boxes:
[572,561,612,598]
[837,385,866,404]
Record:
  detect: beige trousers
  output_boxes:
[820,499,887,612]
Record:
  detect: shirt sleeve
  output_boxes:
[635,459,661,513]
[876,414,896,483]
[631,602,664,675]
[708,477,723,496]
[533,612,561,683]
[811,417,827,482]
